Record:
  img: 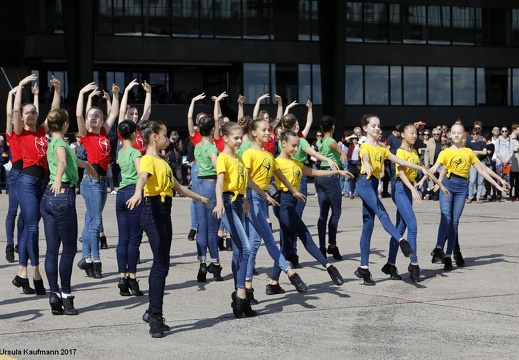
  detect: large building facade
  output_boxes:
[2,0,519,132]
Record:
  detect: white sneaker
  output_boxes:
[111,190,117,195]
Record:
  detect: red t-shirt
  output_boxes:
[263,130,276,154]
[5,132,22,164]
[18,125,48,170]
[118,124,146,155]
[190,131,202,146]
[81,127,111,172]
[214,136,225,152]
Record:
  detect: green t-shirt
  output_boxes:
[317,136,341,168]
[277,137,310,164]
[47,137,79,186]
[118,147,141,189]
[194,142,219,177]
[236,139,253,157]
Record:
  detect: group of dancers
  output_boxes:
[4,75,510,338]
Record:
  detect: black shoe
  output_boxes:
[381,263,402,280]
[100,235,108,249]
[327,265,344,285]
[431,248,446,264]
[288,273,308,293]
[128,278,144,296]
[49,293,64,315]
[265,283,286,295]
[444,257,453,271]
[33,278,46,295]
[231,291,247,318]
[77,258,93,270]
[12,275,35,294]
[408,263,421,283]
[245,287,259,305]
[92,262,103,279]
[399,239,414,258]
[149,313,165,338]
[319,246,327,259]
[217,236,226,251]
[354,267,375,286]
[118,277,131,296]
[85,267,94,277]
[187,229,196,241]
[207,263,224,281]
[225,238,232,251]
[197,263,207,282]
[62,296,79,315]
[243,297,257,317]
[252,267,259,276]
[5,245,15,262]
[142,310,171,331]
[454,242,465,267]
[14,244,18,253]
[287,254,301,269]
[327,246,343,261]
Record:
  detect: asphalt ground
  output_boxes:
[1,186,518,360]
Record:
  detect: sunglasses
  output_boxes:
[317,134,323,137]
[502,130,508,133]
[433,133,440,135]
[423,133,430,135]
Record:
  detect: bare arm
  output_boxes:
[302,165,352,178]
[13,74,38,135]
[119,79,138,124]
[213,91,227,140]
[86,87,100,115]
[253,93,269,120]
[188,93,206,136]
[246,178,279,206]
[31,83,39,114]
[50,76,61,110]
[273,169,306,202]
[213,172,225,218]
[6,87,17,136]
[76,82,98,137]
[50,145,67,195]
[126,171,149,209]
[283,99,297,116]
[300,100,313,137]
[237,94,244,121]
[139,81,152,123]
[103,83,120,132]
[304,144,339,171]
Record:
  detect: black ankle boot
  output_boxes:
[149,313,165,338]
[225,238,232,251]
[243,297,258,317]
[128,278,143,296]
[49,293,64,315]
[100,235,108,249]
[207,263,224,281]
[217,236,226,251]
[142,309,171,331]
[231,291,246,318]
[5,245,15,263]
[33,278,46,295]
[12,275,35,295]
[92,262,103,279]
[62,296,79,315]
[245,287,259,305]
[197,263,207,282]
[118,277,131,296]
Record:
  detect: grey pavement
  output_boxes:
[0,186,519,360]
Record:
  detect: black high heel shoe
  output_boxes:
[12,275,35,295]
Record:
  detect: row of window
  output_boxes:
[345,66,519,107]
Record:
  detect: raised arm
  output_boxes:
[139,80,152,123]
[119,79,139,123]
[253,93,269,120]
[86,87,100,115]
[103,90,112,117]
[283,99,297,116]
[188,93,206,136]
[237,94,244,121]
[103,83,120,132]
[31,83,39,114]
[6,87,17,136]
[301,100,313,137]
[13,74,38,135]
[50,75,61,110]
[213,91,227,140]
[76,82,98,137]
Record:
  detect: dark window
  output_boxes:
[365,66,388,105]
[403,66,426,105]
[364,3,388,43]
[345,65,363,105]
[390,66,402,105]
[427,5,450,44]
[243,0,271,39]
[428,67,451,105]
[346,2,363,42]
[403,5,426,44]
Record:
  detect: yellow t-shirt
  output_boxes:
[395,148,420,183]
[274,157,303,191]
[359,143,392,180]
[216,152,248,200]
[242,148,275,191]
[140,155,174,201]
[436,147,479,179]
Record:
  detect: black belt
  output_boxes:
[447,173,467,180]
[223,191,244,198]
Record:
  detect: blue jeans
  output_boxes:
[141,196,172,316]
[356,175,402,267]
[388,181,418,264]
[80,176,107,261]
[314,174,342,248]
[220,193,250,289]
[272,191,327,280]
[17,173,46,266]
[436,175,468,255]
[468,165,484,200]
[5,168,24,247]
[194,179,219,262]
[41,186,78,294]
[339,161,348,194]
[116,185,143,274]
[292,174,308,255]
[245,189,290,281]
[190,162,199,230]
